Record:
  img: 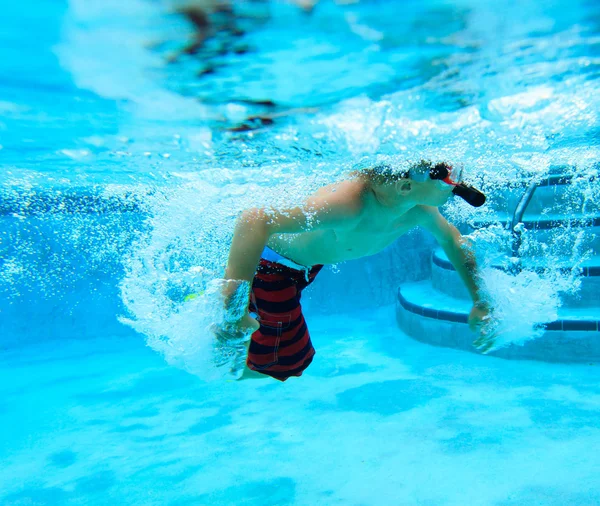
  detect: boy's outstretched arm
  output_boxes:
[416,206,495,352]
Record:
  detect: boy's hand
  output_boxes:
[212,312,260,345]
[469,304,496,354]
[210,312,260,379]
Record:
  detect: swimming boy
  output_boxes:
[216,160,494,381]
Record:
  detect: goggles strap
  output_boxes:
[442,175,458,186]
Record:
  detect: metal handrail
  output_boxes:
[509,172,600,260]
[510,180,539,261]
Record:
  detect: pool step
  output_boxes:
[431,249,600,308]
[396,281,600,363]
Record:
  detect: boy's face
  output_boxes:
[411,178,454,206]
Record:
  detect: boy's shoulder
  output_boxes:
[319,177,370,195]
[313,178,372,209]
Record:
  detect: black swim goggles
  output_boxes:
[410,162,486,208]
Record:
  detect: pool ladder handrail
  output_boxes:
[510,180,538,261]
[508,172,599,268]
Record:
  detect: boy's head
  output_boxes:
[361,159,485,207]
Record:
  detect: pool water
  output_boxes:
[2,0,600,504]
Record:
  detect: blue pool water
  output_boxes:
[2,0,600,504]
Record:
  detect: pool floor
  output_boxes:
[2,306,600,505]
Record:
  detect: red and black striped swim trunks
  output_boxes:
[247,259,323,381]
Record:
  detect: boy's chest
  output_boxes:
[358,205,418,236]
[333,213,418,255]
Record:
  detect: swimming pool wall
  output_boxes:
[0,192,145,348]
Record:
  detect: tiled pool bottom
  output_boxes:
[2,307,600,506]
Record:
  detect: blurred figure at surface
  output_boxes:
[290,0,360,11]
[170,0,362,59]
[169,0,314,59]
[168,0,237,60]
[165,0,361,130]
[289,0,317,12]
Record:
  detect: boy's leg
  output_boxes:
[239,365,268,380]
[238,340,268,380]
